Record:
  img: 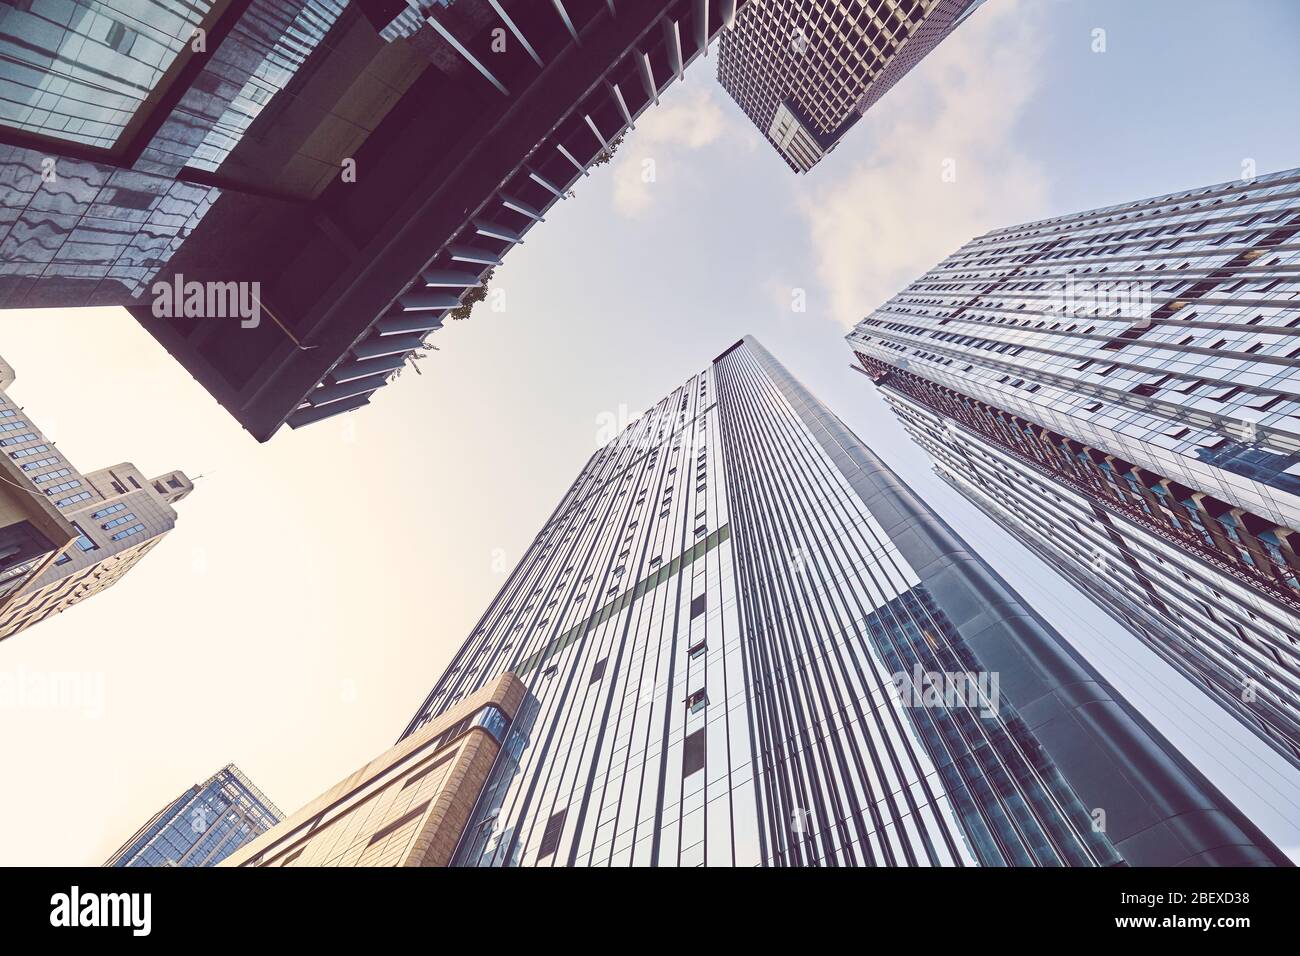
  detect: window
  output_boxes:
[590,659,607,683]
[105,22,132,54]
[102,513,137,530]
[56,492,93,508]
[110,524,146,541]
[686,689,707,714]
[538,809,567,859]
[32,468,72,484]
[92,503,127,520]
[690,594,706,619]
[688,639,706,659]
[71,522,98,553]
[683,729,706,777]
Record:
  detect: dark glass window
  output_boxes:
[683,729,705,777]
[690,593,706,618]
[538,809,566,858]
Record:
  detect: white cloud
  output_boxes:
[798,0,1051,327]
[611,84,730,218]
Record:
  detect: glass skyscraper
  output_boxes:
[847,166,1300,770]
[105,764,282,867]
[402,336,1285,867]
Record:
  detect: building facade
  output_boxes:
[224,674,526,868]
[846,166,1300,769]
[1,0,752,440]
[717,0,983,172]
[106,764,281,867]
[398,336,1285,867]
[0,354,190,641]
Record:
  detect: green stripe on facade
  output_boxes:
[519,524,732,676]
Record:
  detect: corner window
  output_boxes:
[71,522,98,553]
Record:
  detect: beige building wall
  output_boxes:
[0,354,191,640]
[224,673,526,868]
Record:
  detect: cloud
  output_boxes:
[798,0,1051,327]
[611,84,730,218]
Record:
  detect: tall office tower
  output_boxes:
[717,0,983,173]
[0,0,750,440]
[0,354,191,641]
[106,764,282,867]
[847,167,1300,770]
[398,336,1285,867]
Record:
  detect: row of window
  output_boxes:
[10,443,49,459]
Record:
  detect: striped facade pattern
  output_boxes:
[398,339,1287,866]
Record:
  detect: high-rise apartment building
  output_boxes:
[105,764,281,867]
[847,166,1300,769]
[717,0,983,172]
[0,354,190,641]
[394,336,1285,867]
[0,0,751,440]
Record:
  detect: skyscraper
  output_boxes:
[0,0,751,440]
[398,336,1285,867]
[846,166,1300,769]
[0,354,191,641]
[717,0,983,173]
[105,764,281,867]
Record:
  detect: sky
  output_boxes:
[1,0,1299,866]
